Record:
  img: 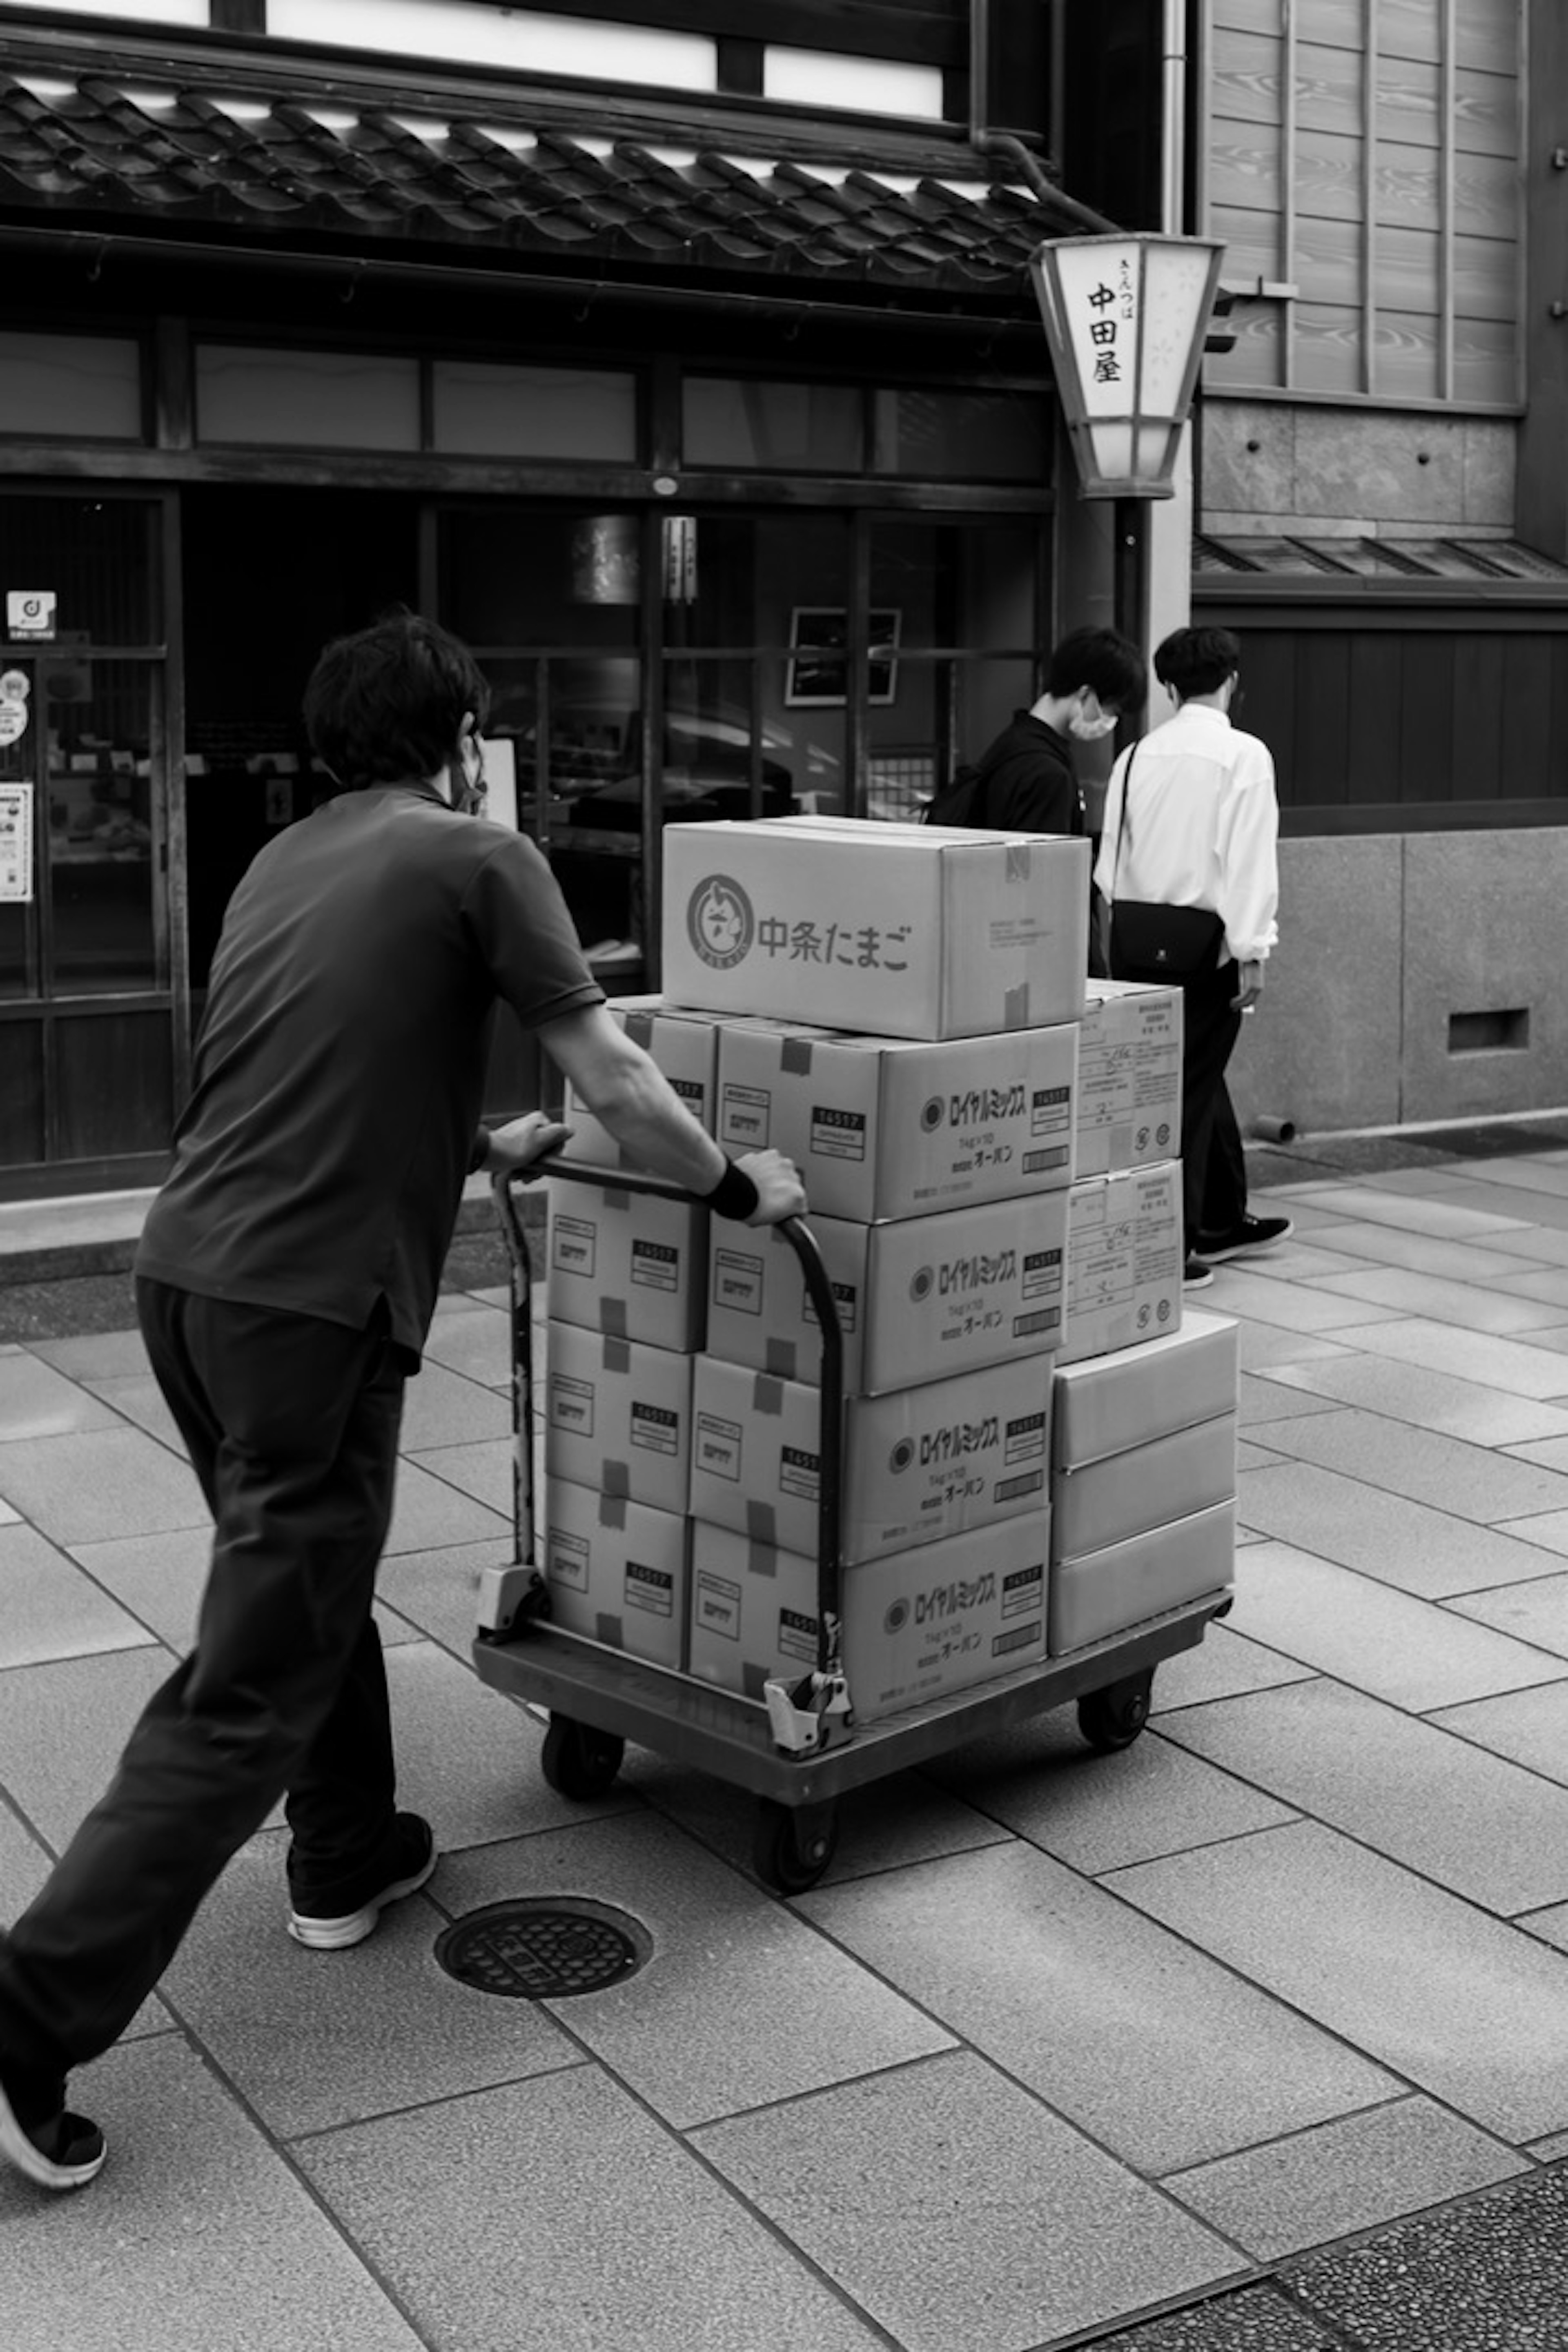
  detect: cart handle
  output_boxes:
[491,1158,846,1685]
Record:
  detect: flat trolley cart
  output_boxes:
[472,1162,1233,1894]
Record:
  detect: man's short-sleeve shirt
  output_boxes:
[136,783,603,1358]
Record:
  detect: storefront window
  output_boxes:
[0,334,144,443]
[45,663,157,996]
[682,377,864,473]
[872,388,1049,481]
[431,363,638,461]
[0,494,160,645]
[196,347,421,450]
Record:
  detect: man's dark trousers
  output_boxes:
[1111,950,1245,1253]
[0,1286,406,2084]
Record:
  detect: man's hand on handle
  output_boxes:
[482,1112,575,1173]
[734,1149,807,1225]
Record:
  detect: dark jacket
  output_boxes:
[973,710,1083,837]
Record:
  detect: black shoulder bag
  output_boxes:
[1107,744,1226,980]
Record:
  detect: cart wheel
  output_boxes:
[539,1715,626,1801]
[753,1799,838,1894]
[1078,1669,1154,1753]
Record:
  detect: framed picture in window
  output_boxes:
[785,607,902,707]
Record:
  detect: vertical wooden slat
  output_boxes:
[1362,0,1377,395]
[640,504,665,990]
[161,488,192,1103]
[1282,0,1297,392]
[1439,0,1456,403]
[848,514,870,819]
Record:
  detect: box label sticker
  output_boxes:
[552,1216,596,1277]
[695,1412,742,1480]
[695,1570,741,1639]
[631,1239,679,1294]
[546,1526,590,1593]
[719,1082,771,1149]
[625,1559,674,1619]
[548,1373,594,1434]
[779,1443,820,1501]
[810,1105,866,1163]
[713,1247,765,1314]
[630,1402,680,1457]
[778,1605,817,1666]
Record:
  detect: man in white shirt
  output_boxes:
[1095,625,1292,1288]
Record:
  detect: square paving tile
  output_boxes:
[1245,1407,1568,1526]
[160,1827,580,2137]
[76,1369,184,1452]
[0,1352,126,1439]
[1488,1263,1568,1310]
[374,1532,515,1658]
[926,1709,1294,1873]
[64,1524,414,1652]
[1226,1542,1568,1710]
[1287,1221,1540,1282]
[1520,1906,1568,1955]
[300,2066,886,2352]
[407,1436,513,1515]
[692,2051,1238,2352]
[1105,1821,1568,2143]
[1470,1224,1568,1271]
[1201,1271,1405,1334]
[1164,2096,1524,2260]
[1237,1459,1567,1599]
[416,1302,511,1388]
[1429,1680,1568,1786]
[379,1639,637,1850]
[30,1327,153,1379]
[1301,1266,1568,1334]
[1150,1624,1319,1714]
[383,1455,510,1555]
[1235,1325,1355,1374]
[1275,1186,1530,1241]
[398,1358,512,1447]
[1239,1375,1339,1427]
[1443,1570,1568,1658]
[1335,1318,1568,1402]
[0,1520,158,1668]
[637,1751,1012,1886]
[0,2037,425,2352]
[795,1841,1395,2175]
[0,1425,207,1544]
[0,1646,173,1849]
[1158,1677,1568,1914]
[436,1813,955,2129]
[1254,1356,1568,1446]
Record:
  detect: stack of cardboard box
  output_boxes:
[536,814,1235,1724]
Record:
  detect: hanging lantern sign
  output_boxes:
[1028,234,1226,499]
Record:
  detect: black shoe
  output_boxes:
[1198,1214,1295,1263]
[287,1812,437,1951]
[1183,1255,1215,1289]
[0,2059,106,2191]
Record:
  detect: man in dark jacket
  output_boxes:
[973,626,1148,837]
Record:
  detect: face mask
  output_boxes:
[1068,709,1119,743]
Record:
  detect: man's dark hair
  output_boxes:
[1154,625,1241,703]
[303,609,491,789]
[1045,626,1147,713]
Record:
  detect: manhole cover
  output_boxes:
[434,1898,650,1998]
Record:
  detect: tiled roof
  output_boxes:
[0,69,1074,300]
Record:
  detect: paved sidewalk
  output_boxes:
[4,1151,1568,2350]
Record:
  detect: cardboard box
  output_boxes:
[547,1178,707,1352]
[688,1510,1048,1723]
[1074,980,1183,1177]
[707,1191,1068,1396]
[1060,1161,1183,1366]
[688,1351,1050,1562]
[541,1479,691,1670]
[662,816,1089,1040]
[561,996,718,1171]
[715,1016,1077,1222]
[544,1321,693,1516]
[1054,1310,1240,1468]
[1048,1500,1234,1655]
[1051,1411,1236,1561]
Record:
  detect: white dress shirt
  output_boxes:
[1094,701,1280,966]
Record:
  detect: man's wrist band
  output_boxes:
[703,1160,760,1221]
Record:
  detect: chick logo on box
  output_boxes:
[687,875,754,971]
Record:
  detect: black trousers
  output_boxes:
[1111,951,1247,1252]
[0,1283,406,2085]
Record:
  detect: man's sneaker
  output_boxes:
[287,1812,437,1951]
[1183,1255,1215,1289]
[1198,1214,1295,1264]
[0,2061,105,2191]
